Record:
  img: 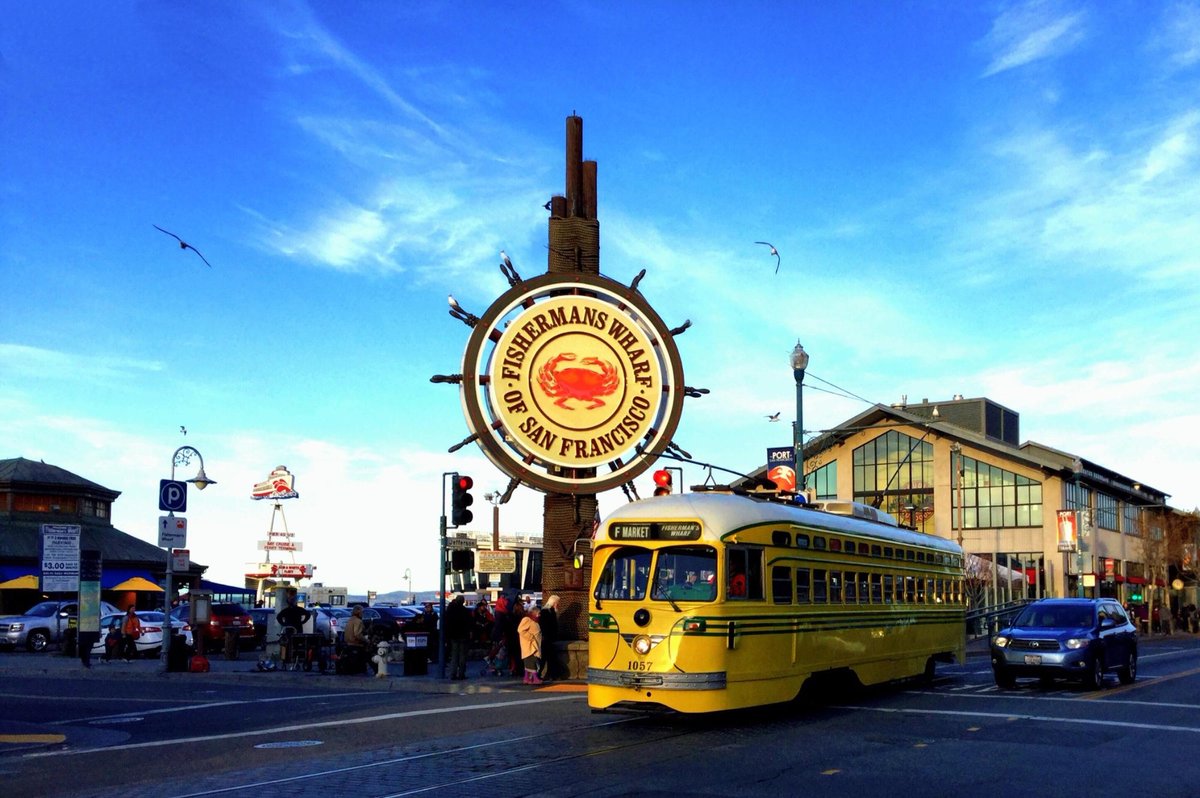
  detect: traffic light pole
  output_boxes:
[438,510,447,679]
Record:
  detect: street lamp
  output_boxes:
[791,341,810,496]
[161,445,217,671]
[403,568,412,605]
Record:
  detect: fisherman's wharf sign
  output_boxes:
[458,273,684,494]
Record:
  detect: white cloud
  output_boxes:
[980,1,1087,77]
[1154,2,1200,68]
[0,344,164,381]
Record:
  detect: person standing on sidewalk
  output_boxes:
[444,594,472,680]
[518,606,543,685]
[120,607,142,662]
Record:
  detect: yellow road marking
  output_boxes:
[1083,666,1200,700]
[0,734,66,744]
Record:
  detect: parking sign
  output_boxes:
[159,479,188,513]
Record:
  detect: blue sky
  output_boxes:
[3,1,1197,594]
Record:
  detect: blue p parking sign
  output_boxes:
[159,479,188,513]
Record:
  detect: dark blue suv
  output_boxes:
[991,598,1137,690]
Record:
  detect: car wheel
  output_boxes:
[1118,650,1137,685]
[993,667,1016,689]
[1083,656,1104,690]
[26,630,50,653]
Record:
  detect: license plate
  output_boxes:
[1024,654,1042,665]
[230,620,240,626]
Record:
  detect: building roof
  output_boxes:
[0,457,120,499]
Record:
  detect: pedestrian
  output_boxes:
[103,619,121,662]
[444,594,472,680]
[518,606,543,684]
[506,595,525,676]
[276,588,313,665]
[1159,604,1173,635]
[120,606,142,661]
[538,595,561,680]
[340,605,369,675]
[472,598,493,648]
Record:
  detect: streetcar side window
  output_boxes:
[771,566,792,604]
[844,571,858,603]
[795,568,810,603]
[883,574,894,603]
[594,546,652,601]
[813,537,826,551]
[870,573,883,603]
[859,573,870,603]
[796,534,809,549]
[726,547,764,601]
[830,571,842,603]
[813,569,828,603]
[904,576,915,603]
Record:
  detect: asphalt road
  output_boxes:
[4,635,1200,797]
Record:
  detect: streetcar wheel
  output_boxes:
[922,657,937,683]
[1118,650,1137,685]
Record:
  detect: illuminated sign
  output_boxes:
[609,521,701,541]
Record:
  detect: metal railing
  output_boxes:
[965,598,1033,639]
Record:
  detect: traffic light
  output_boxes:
[451,549,474,571]
[450,473,474,526]
[653,469,672,496]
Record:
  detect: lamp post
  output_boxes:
[403,568,412,605]
[161,445,216,671]
[950,442,964,547]
[791,341,810,496]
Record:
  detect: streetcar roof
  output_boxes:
[600,492,962,554]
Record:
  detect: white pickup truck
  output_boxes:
[0,599,120,652]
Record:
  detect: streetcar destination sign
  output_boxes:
[609,521,701,541]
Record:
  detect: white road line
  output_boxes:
[835,704,1200,733]
[26,694,586,758]
[53,692,359,725]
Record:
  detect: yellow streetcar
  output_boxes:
[587,490,966,713]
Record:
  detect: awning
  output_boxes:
[0,574,39,590]
[109,576,164,592]
[1114,574,1126,583]
[1155,578,1166,587]
[1127,576,1146,585]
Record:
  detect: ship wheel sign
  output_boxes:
[453,272,685,494]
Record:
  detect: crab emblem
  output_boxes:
[537,353,620,409]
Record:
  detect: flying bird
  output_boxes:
[766,412,781,422]
[755,241,780,274]
[154,225,212,268]
[180,426,187,436]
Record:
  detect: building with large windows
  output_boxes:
[753,397,1194,613]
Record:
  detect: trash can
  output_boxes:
[167,634,190,672]
[62,627,77,657]
[403,633,428,676]
[224,629,238,660]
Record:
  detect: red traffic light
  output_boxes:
[457,475,473,491]
[653,469,672,487]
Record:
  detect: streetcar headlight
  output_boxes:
[633,635,652,655]
[993,635,1010,648]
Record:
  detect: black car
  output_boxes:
[248,608,272,650]
[991,598,1138,690]
[361,606,421,642]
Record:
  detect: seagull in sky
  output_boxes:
[755,241,780,274]
[180,426,187,436]
[154,225,212,268]
[766,412,781,422]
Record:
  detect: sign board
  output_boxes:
[766,446,796,491]
[173,549,190,571]
[40,524,81,592]
[258,540,303,551]
[476,549,517,574]
[158,515,187,548]
[1056,510,1078,552]
[446,536,473,550]
[159,479,188,513]
[78,549,102,634]
[247,562,313,579]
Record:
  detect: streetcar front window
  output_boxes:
[651,546,717,602]
[594,546,652,601]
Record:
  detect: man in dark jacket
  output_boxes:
[444,594,472,680]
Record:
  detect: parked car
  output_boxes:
[92,610,193,658]
[361,606,421,642]
[171,602,257,652]
[991,598,1138,690]
[0,599,121,652]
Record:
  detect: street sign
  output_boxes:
[159,479,188,513]
[477,549,517,574]
[172,549,190,571]
[446,536,473,550]
[40,524,81,592]
[158,515,187,548]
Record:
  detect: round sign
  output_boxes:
[460,273,684,494]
